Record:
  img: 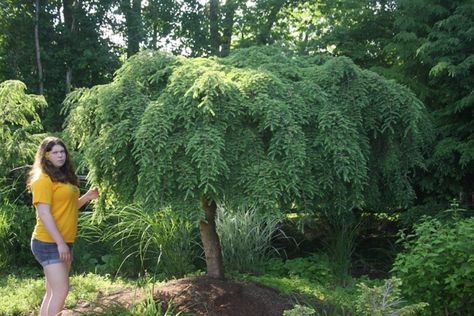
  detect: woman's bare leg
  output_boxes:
[39,279,52,316]
[42,262,70,316]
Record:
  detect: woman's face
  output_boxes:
[47,144,66,168]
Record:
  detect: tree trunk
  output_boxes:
[151,24,158,49]
[62,0,76,93]
[199,197,224,279]
[220,0,237,57]
[256,0,286,45]
[34,0,44,95]
[209,0,220,56]
[122,0,143,58]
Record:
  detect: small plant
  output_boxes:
[355,277,428,316]
[264,254,334,284]
[283,304,317,316]
[130,288,183,316]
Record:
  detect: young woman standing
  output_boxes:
[28,136,99,316]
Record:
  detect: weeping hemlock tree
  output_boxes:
[0,80,46,179]
[64,46,430,279]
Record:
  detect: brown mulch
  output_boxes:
[63,276,297,316]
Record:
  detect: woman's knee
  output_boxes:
[43,262,70,297]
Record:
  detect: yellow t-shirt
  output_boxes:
[30,171,80,243]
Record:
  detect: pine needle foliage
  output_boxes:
[0,80,46,182]
[64,46,430,215]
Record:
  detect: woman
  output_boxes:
[28,136,99,316]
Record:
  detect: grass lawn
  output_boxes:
[0,268,132,316]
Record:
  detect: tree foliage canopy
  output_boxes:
[393,0,474,198]
[65,46,430,215]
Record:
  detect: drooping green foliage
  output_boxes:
[64,46,430,216]
[0,80,46,181]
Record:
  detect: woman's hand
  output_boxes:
[57,241,71,263]
[86,187,99,202]
[78,188,100,209]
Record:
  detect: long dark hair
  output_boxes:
[27,136,79,187]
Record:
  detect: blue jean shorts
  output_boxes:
[31,239,73,267]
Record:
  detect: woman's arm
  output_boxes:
[36,203,71,262]
[78,188,99,209]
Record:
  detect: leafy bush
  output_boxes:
[392,217,474,315]
[355,277,427,316]
[0,202,36,269]
[216,206,284,273]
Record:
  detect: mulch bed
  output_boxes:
[63,276,298,315]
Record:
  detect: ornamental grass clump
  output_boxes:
[99,205,197,278]
[216,206,284,273]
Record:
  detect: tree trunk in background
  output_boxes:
[257,0,286,45]
[199,197,224,279]
[220,0,237,57]
[34,0,44,95]
[151,24,158,49]
[122,0,143,58]
[62,0,76,93]
[209,0,220,56]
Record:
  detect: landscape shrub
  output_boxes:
[216,206,284,273]
[392,216,474,315]
[0,202,36,269]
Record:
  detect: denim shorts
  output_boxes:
[31,239,73,267]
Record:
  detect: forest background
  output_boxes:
[0,0,473,315]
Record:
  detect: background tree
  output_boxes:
[389,0,474,205]
[63,46,430,279]
[0,0,120,131]
[142,0,178,50]
[120,0,144,57]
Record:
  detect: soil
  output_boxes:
[63,276,297,316]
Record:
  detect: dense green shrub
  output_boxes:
[392,217,474,315]
[0,203,36,269]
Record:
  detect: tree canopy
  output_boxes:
[64,46,430,215]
